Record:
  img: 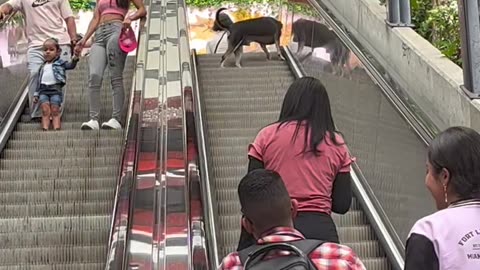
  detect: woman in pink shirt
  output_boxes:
[237,77,354,250]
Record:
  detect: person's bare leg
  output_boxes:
[51,105,61,130]
[40,103,51,130]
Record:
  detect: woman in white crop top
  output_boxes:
[74,0,145,130]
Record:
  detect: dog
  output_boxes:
[292,19,352,78]
[214,8,284,68]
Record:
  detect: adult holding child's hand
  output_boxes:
[76,0,146,131]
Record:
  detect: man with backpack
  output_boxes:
[219,169,366,270]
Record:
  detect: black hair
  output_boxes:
[213,13,233,32]
[278,76,342,156]
[428,126,480,200]
[44,37,60,50]
[112,0,129,11]
[238,169,292,230]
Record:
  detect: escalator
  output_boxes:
[195,53,391,269]
[0,59,134,269]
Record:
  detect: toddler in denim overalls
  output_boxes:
[32,38,79,130]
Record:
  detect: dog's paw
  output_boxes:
[279,55,286,61]
[235,64,243,68]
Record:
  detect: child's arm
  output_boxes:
[63,56,79,70]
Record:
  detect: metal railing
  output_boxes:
[458,0,480,98]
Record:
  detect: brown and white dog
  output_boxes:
[214,8,284,68]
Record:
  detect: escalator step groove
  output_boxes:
[197,52,392,267]
[0,59,134,268]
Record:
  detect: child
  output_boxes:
[33,37,79,130]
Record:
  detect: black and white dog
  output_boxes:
[214,8,284,68]
[292,19,351,77]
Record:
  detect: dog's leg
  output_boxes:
[297,41,305,54]
[274,36,285,61]
[234,46,243,68]
[220,42,235,68]
[260,44,271,60]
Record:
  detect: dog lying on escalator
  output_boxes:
[293,19,352,78]
[214,8,285,68]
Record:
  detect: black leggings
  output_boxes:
[237,211,339,251]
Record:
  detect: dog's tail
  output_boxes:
[215,8,229,30]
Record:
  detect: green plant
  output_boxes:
[379,0,461,66]
[421,1,461,65]
[186,0,315,17]
[69,0,95,11]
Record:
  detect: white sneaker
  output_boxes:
[81,120,100,130]
[101,118,122,130]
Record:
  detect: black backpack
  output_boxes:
[238,239,324,270]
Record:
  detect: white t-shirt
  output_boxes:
[206,31,228,54]
[41,63,57,85]
[7,0,73,48]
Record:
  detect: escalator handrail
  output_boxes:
[177,0,219,266]
[0,79,28,153]
[0,10,27,153]
[284,46,405,270]
[104,17,147,270]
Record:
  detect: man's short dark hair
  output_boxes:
[238,169,292,230]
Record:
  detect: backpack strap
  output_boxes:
[238,239,325,266]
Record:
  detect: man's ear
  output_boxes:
[241,216,254,235]
[291,199,298,219]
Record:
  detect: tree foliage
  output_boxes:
[380,0,461,66]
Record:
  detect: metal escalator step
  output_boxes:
[0,245,106,265]
[0,189,115,204]
[204,99,284,112]
[337,226,376,242]
[8,137,122,149]
[0,215,110,233]
[361,258,392,270]
[0,178,116,192]
[342,241,385,258]
[0,58,134,268]
[0,166,118,179]
[201,87,288,99]
[0,201,112,218]
[0,156,119,169]
[200,70,293,80]
[2,229,109,248]
[198,52,392,265]
[2,147,121,159]
[0,263,104,270]
[11,129,123,140]
[200,65,291,72]
[201,77,293,87]
[197,61,287,69]
[15,122,88,131]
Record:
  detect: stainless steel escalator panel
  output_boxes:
[197,53,391,269]
[0,58,135,269]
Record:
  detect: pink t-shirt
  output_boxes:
[248,122,354,215]
[8,0,73,48]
